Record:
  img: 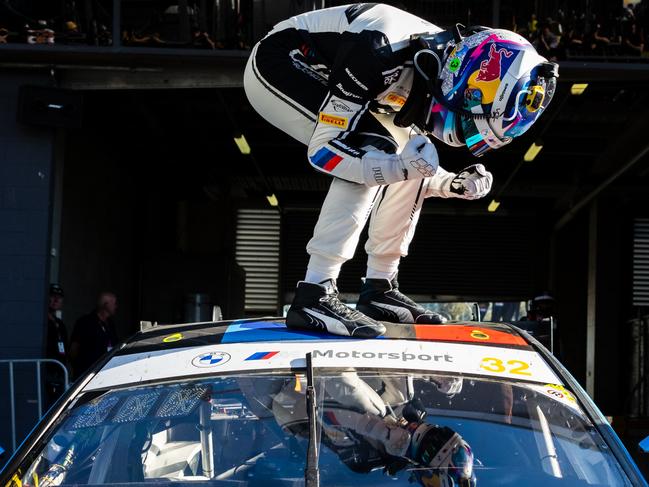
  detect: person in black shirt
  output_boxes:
[45,283,70,406]
[46,284,69,364]
[70,292,119,380]
[622,21,644,56]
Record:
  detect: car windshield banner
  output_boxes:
[85,339,560,391]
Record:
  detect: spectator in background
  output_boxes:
[620,3,636,37]
[510,15,518,34]
[69,292,119,379]
[509,6,642,60]
[565,19,585,55]
[622,21,644,56]
[528,13,539,41]
[590,20,612,54]
[539,21,562,60]
[45,284,69,406]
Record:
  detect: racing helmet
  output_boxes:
[395,26,559,157]
[409,423,476,487]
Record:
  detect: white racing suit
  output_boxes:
[263,372,463,474]
[244,4,490,279]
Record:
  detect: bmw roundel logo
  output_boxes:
[191,351,231,368]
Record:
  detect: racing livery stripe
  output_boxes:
[414,325,528,346]
[120,322,528,355]
[245,351,279,360]
[220,321,361,343]
[311,147,344,171]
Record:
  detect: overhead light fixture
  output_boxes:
[570,83,588,96]
[524,141,543,162]
[266,194,279,207]
[488,200,500,213]
[233,134,251,155]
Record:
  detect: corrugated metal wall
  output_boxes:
[235,208,281,313]
[281,210,543,302]
[633,218,649,307]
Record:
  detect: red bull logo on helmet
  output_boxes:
[466,42,516,105]
[476,44,513,83]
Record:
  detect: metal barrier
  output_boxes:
[0,359,69,453]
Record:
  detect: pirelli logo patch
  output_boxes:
[319,112,348,129]
[384,93,406,107]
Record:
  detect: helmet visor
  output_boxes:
[460,88,512,157]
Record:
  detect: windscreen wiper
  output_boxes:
[304,352,320,487]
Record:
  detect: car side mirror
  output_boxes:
[639,435,649,453]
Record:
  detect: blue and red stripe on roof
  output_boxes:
[120,319,532,356]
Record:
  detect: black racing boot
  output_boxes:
[286,279,386,338]
[356,277,446,325]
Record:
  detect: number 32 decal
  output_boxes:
[480,357,532,376]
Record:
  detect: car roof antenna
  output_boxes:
[305,352,320,487]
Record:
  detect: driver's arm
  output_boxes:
[307,36,439,186]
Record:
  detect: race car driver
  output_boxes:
[244,4,559,337]
[269,371,475,485]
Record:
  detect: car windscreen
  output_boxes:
[7,371,632,486]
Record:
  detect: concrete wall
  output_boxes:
[0,71,56,455]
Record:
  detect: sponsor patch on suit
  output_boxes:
[319,112,348,128]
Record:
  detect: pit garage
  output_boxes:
[1,0,649,478]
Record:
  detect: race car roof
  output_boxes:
[120,319,531,356]
[82,319,562,392]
